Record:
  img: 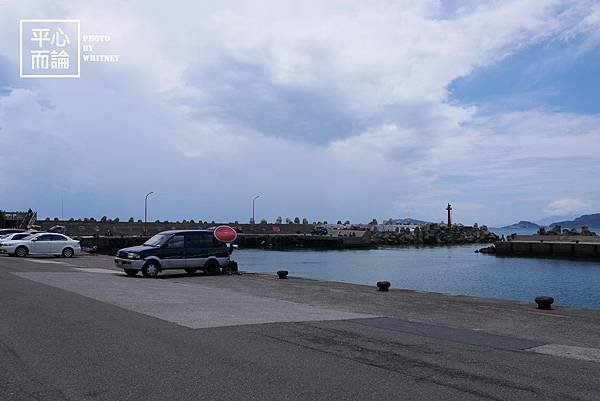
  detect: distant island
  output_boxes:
[390,217,432,225]
[548,213,600,229]
[501,220,540,229]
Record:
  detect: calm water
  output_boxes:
[234,245,600,310]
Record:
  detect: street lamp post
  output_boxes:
[252,195,260,223]
[144,191,154,235]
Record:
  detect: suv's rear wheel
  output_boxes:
[142,261,160,278]
[185,268,197,276]
[204,260,220,276]
[15,246,28,257]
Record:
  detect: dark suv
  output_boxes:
[114,230,235,278]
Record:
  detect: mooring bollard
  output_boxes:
[277,270,288,279]
[535,296,554,310]
[377,281,391,291]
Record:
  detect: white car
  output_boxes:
[0,232,34,253]
[2,233,82,258]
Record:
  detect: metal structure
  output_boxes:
[252,195,260,223]
[144,192,154,235]
[446,203,452,226]
[19,209,37,229]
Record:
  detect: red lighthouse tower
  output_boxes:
[446,203,452,226]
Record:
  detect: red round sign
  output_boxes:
[214,225,237,243]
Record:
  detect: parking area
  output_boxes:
[3,253,600,400]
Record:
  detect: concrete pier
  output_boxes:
[495,235,600,259]
[2,253,600,400]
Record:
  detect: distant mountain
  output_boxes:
[390,217,432,225]
[501,220,540,229]
[535,214,576,226]
[548,213,600,229]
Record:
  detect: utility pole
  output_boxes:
[144,191,154,235]
[252,195,260,223]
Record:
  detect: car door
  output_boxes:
[184,232,209,268]
[50,234,68,253]
[160,234,186,268]
[31,234,53,254]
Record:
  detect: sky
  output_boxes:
[0,0,599,226]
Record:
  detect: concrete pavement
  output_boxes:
[2,253,600,400]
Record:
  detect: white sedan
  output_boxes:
[0,232,33,252]
[1,233,82,258]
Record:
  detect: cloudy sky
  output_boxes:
[1,0,599,226]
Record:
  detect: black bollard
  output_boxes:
[377,281,391,291]
[277,270,288,279]
[535,296,554,310]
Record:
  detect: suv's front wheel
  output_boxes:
[142,261,160,278]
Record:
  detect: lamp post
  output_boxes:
[144,191,154,235]
[252,195,260,223]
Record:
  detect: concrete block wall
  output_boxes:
[494,240,599,260]
[38,220,315,237]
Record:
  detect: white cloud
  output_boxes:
[545,198,589,216]
[0,0,599,225]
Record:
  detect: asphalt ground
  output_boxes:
[2,253,600,400]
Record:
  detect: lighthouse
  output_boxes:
[446,203,452,226]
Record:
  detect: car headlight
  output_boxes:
[126,252,141,260]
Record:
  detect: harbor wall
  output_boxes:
[494,238,600,259]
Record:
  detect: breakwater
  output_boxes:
[371,223,499,245]
[74,223,500,254]
[79,233,373,254]
[492,235,600,260]
[38,220,314,237]
[237,233,371,249]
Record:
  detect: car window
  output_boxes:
[36,234,53,241]
[166,235,184,248]
[185,233,215,248]
[143,233,170,247]
[51,235,67,241]
[14,234,29,240]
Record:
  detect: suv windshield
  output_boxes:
[143,234,171,247]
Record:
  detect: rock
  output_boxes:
[548,225,561,235]
[477,246,496,254]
